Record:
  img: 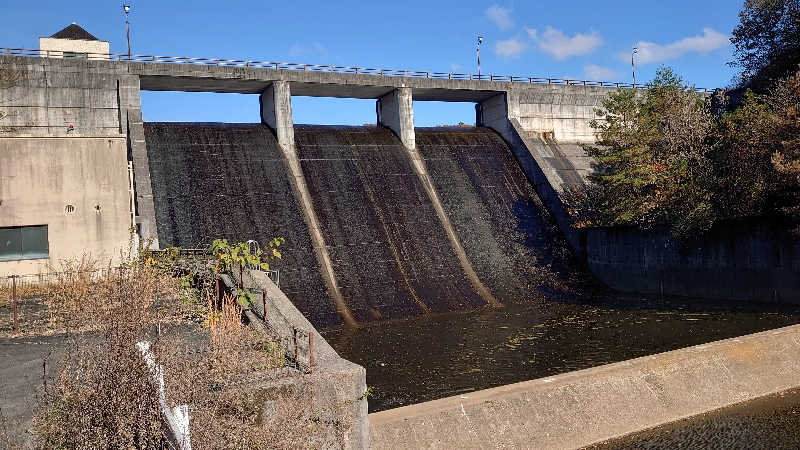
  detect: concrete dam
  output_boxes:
[144,122,580,327]
[4,51,800,448]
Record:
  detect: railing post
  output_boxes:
[12,276,18,333]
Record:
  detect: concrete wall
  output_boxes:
[243,270,368,449]
[38,37,110,59]
[586,223,800,303]
[0,56,124,136]
[0,136,132,275]
[513,84,610,144]
[371,323,800,449]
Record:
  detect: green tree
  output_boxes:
[714,71,800,226]
[730,0,800,92]
[571,67,715,237]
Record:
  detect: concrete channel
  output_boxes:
[369,324,800,449]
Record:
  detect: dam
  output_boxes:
[2,50,800,447]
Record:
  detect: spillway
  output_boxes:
[415,127,581,302]
[143,123,337,326]
[144,122,584,328]
[294,126,488,322]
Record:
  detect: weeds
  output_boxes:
[27,243,356,449]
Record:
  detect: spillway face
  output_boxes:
[143,122,339,326]
[416,127,579,302]
[294,126,487,322]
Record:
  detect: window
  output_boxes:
[0,225,49,261]
[63,51,87,59]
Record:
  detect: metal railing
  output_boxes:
[0,46,714,92]
[226,268,313,373]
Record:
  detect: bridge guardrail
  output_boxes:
[0,46,714,92]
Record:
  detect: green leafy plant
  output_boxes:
[209,238,285,307]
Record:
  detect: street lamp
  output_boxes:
[477,35,484,78]
[631,47,638,88]
[123,4,131,60]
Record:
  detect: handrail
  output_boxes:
[0,46,715,93]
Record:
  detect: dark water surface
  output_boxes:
[591,388,800,449]
[323,297,800,412]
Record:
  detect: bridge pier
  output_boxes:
[260,81,295,149]
[376,87,415,150]
[259,81,357,327]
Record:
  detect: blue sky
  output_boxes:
[2,0,742,125]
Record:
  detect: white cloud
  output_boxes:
[584,64,618,81]
[450,63,463,72]
[486,5,514,31]
[494,38,528,59]
[629,28,729,64]
[526,26,603,61]
[289,42,328,58]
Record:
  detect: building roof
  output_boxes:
[49,23,100,41]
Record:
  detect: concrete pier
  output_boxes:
[260,81,357,326]
[370,323,800,449]
[376,87,415,150]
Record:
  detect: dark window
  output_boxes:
[0,225,49,261]
[63,52,87,59]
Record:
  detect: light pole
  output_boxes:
[631,47,638,88]
[477,35,483,78]
[124,4,131,60]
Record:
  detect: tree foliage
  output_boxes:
[568,67,800,237]
[569,67,715,237]
[730,0,800,91]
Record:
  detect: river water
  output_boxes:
[323,295,800,413]
[591,388,800,449]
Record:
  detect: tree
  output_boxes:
[569,67,715,237]
[730,0,800,91]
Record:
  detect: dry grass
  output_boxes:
[28,254,355,449]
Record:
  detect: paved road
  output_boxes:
[0,334,67,448]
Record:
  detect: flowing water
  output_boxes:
[144,123,336,325]
[145,123,800,418]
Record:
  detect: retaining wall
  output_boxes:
[370,323,800,449]
[241,270,369,449]
[586,223,800,303]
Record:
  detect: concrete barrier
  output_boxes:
[370,324,800,449]
[242,270,369,449]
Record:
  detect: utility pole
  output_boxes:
[124,4,131,60]
[632,47,638,88]
[477,35,483,78]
